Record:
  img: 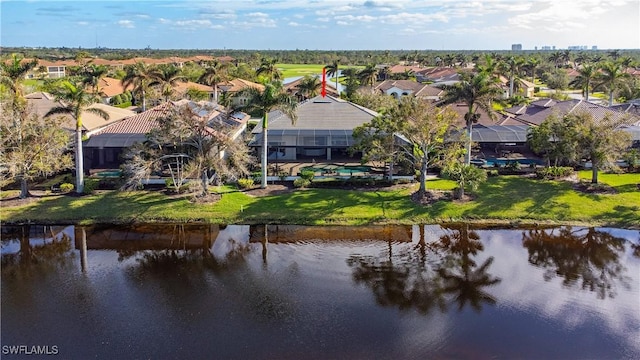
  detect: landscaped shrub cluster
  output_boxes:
[83,179,100,194]
[299,170,315,181]
[237,178,255,189]
[59,183,74,192]
[535,166,574,179]
[293,178,311,188]
[111,91,133,107]
[309,177,404,189]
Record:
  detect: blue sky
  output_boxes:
[2,0,639,50]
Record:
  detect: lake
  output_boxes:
[2,224,639,359]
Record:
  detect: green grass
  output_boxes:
[277,64,326,78]
[2,173,638,227]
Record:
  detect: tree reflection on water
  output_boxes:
[347,223,501,314]
[522,226,631,299]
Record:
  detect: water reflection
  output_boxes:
[346,223,501,314]
[1,223,639,359]
[522,226,631,299]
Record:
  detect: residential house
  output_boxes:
[25,92,136,136]
[283,77,339,101]
[83,100,249,171]
[94,77,134,104]
[249,95,379,161]
[415,67,464,85]
[373,80,443,101]
[216,79,265,107]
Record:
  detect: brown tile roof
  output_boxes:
[24,92,135,133]
[174,81,213,94]
[96,77,133,97]
[374,80,443,98]
[444,103,510,127]
[503,99,639,126]
[217,78,264,93]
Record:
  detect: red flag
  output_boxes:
[321,67,327,97]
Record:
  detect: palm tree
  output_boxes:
[501,56,526,97]
[256,58,282,82]
[325,59,340,94]
[150,64,187,102]
[526,57,541,85]
[295,75,321,100]
[598,61,630,106]
[81,64,109,95]
[357,63,379,89]
[440,72,502,165]
[548,51,563,69]
[121,61,154,111]
[569,64,597,102]
[198,60,228,103]
[236,83,298,188]
[0,53,38,111]
[44,81,109,194]
[475,53,500,80]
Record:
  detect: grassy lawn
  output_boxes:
[277,64,326,78]
[2,173,638,227]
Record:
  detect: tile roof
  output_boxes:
[24,92,135,133]
[252,95,379,134]
[86,100,249,148]
[96,77,133,97]
[217,78,264,93]
[503,99,638,126]
[444,103,510,127]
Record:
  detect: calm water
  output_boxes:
[2,224,639,359]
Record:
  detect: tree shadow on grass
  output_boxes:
[2,191,189,224]
[592,205,640,228]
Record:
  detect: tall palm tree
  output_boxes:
[501,56,526,97]
[475,53,500,80]
[598,61,630,106]
[198,59,228,103]
[121,61,154,111]
[526,57,541,85]
[357,63,379,89]
[237,83,298,188]
[81,64,109,95]
[44,81,109,194]
[0,53,38,111]
[440,72,502,165]
[256,58,282,82]
[295,75,321,100]
[325,59,340,94]
[150,64,187,102]
[569,64,597,102]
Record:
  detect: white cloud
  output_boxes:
[77,21,88,26]
[118,20,134,28]
[288,22,300,27]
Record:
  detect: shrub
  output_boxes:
[237,178,255,189]
[486,169,499,177]
[83,179,99,194]
[505,161,521,171]
[59,183,74,192]
[293,178,311,188]
[299,170,315,181]
[535,166,574,179]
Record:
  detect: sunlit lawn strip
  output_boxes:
[1,174,638,227]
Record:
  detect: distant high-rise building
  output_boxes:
[592,46,598,50]
[568,45,589,50]
[541,45,553,51]
[511,44,522,51]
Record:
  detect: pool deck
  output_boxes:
[269,161,386,176]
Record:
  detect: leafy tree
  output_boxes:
[198,59,228,103]
[341,67,361,99]
[572,112,632,184]
[525,57,541,84]
[527,113,581,167]
[121,103,253,196]
[44,81,109,194]
[0,101,72,198]
[396,98,459,196]
[150,64,187,102]
[236,82,298,188]
[349,90,396,113]
[351,101,406,180]
[569,64,597,102]
[543,68,569,90]
[597,61,630,106]
[121,62,155,111]
[185,87,209,101]
[440,71,502,165]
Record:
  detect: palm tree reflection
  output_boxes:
[347,224,501,314]
[522,226,630,299]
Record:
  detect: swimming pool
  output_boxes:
[473,158,543,167]
[301,165,372,175]
[95,170,122,177]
